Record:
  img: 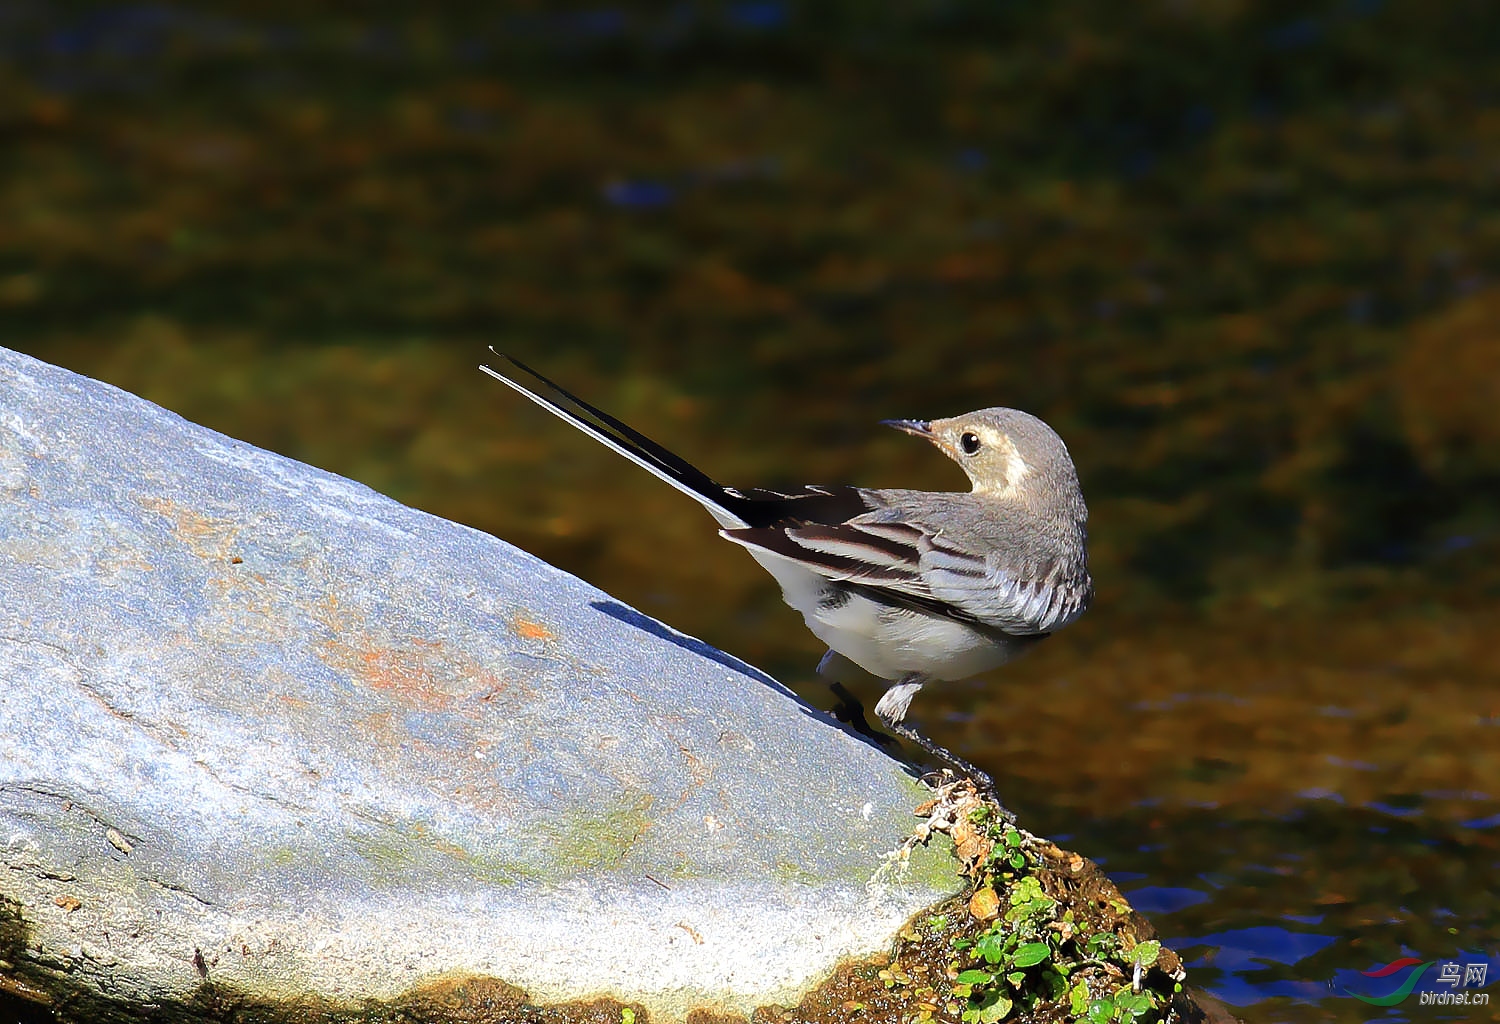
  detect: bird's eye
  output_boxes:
[960,432,981,455]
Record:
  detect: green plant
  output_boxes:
[943,819,1178,1024]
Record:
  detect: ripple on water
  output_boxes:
[1071,786,1500,1021]
[1172,925,1339,1006]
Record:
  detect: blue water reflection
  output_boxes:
[1086,786,1500,1015]
[1122,886,1211,915]
[1176,926,1339,1005]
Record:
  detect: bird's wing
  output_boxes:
[917,528,1092,635]
[724,516,927,586]
[722,499,1091,635]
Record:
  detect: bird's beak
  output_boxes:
[881,418,934,440]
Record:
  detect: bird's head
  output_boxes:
[882,408,1084,513]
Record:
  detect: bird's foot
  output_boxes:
[828,681,900,750]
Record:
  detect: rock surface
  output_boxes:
[0,347,959,1020]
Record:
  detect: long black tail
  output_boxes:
[480,352,752,527]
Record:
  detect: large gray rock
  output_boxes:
[0,347,958,1020]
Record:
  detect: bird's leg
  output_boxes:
[876,674,1010,814]
[830,681,897,747]
[819,651,897,749]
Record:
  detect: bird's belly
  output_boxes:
[744,548,1023,681]
[810,595,1020,680]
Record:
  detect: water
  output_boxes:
[905,614,1500,1020]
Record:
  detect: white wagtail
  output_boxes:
[481,353,1092,795]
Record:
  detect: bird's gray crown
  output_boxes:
[885,407,1084,516]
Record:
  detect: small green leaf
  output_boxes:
[1010,942,1050,968]
[977,992,1013,1023]
[956,969,994,985]
[1005,971,1026,987]
[1085,933,1118,957]
[621,1009,635,1024]
[1130,939,1161,968]
[1041,968,1069,999]
[1069,980,1092,1016]
[974,931,1011,964]
[1086,997,1115,1024]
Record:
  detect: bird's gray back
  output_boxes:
[856,488,1091,635]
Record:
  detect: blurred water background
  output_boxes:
[2,2,1498,1019]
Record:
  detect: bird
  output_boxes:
[481,352,1092,797]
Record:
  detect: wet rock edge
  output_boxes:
[1,786,1220,1024]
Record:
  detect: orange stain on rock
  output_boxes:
[355,645,454,709]
[511,614,555,642]
[138,495,244,560]
[319,630,510,715]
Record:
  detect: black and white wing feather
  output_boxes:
[917,529,1091,635]
[722,501,1091,636]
